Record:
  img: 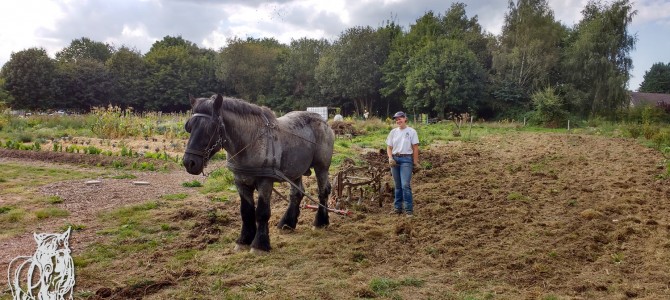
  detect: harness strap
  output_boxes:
[185,148,207,157]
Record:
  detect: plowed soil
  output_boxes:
[1,131,669,299]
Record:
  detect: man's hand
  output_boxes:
[413,163,421,173]
[388,157,397,167]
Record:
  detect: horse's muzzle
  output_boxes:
[183,154,205,175]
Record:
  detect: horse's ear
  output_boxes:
[33,232,41,243]
[62,227,71,240]
[189,94,197,108]
[213,94,223,114]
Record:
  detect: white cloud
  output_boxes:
[0,1,65,61]
[635,0,670,26]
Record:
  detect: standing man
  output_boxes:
[386,111,420,216]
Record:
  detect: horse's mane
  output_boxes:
[195,95,276,123]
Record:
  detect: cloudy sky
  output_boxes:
[0,0,668,91]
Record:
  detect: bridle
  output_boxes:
[184,112,227,162]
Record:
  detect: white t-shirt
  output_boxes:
[386,127,419,155]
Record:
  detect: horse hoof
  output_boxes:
[250,248,270,255]
[234,244,250,252]
[311,225,328,231]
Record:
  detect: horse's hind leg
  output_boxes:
[251,179,273,252]
[277,177,304,230]
[235,182,256,250]
[313,167,331,228]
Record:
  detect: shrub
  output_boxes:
[626,124,643,139]
[531,87,568,128]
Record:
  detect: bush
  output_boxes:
[531,87,568,128]
[626,124,643,138]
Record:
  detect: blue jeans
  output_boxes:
[390,156,413,213]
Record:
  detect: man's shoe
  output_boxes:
[390,209,402,215]
[405,211,413,217]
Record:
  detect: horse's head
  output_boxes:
[32,227,73,296]
[183,94,227,175]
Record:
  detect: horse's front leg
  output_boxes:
[313,166,331,228]
[277,177,304,230]
[250,179,273,253]
[235,182,256,251]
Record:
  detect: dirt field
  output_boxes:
[1,131,669,299]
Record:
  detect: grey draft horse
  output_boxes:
[182,94,334,253]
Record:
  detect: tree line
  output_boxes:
[1,0,664,123]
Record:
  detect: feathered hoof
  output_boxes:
[234,244,250,252]
[250,247,270,255]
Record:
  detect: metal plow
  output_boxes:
[329,157,392,210]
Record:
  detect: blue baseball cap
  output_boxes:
[392,111,406,119]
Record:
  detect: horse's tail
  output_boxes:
[7,255,36,300]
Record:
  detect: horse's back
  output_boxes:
[279,111,333,141]
[278,111,334,167]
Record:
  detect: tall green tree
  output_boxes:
[53,58,113,110]
[320,26,391,114]
[274,38,330,111]
[564,0,636,117]
[639,62,670,93]
[316,25,396,115]
[404,38,486,118]
[0,48,56,110]
[442,2,494,70]
[492,0,565,115]
[106,46,148,109]
[144,36,216,111]
[216,37,285,103]
[383,4,489,118]
[55,37,114,63]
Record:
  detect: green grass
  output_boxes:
[369,277,425,297]
[0,206,11,214]
[162,193,189,200]
[47,195,64,204]
[0,208,25,223]
[60,223,87,231]
[203,168,236,193]
[35,207,70,219]
[182,180,203,187]
[0,163,105,195]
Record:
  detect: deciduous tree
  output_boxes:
[0,48,56,110]
[563,0,636,117]
[56,37,114,63]
[639,62,670,93]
